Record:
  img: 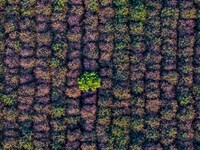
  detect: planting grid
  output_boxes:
[0,0,200,149]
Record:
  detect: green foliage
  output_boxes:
[130,22,143,34]
[181,8,197,19]
[197,19,200,31]
[111,126,129,150]
[132,83,144,94]
[130,145,142,150]
[52,43,62,51]
[161,8,179,18]
[163,73,178,84]
[19,132,34,150]
[52,107,65,117]
[146,130,159,140]
[52,142,63,150]
[113,117,130,128]
[181,65,192,74]
[78,72,101,92]
[98,108,111,116]
[132,119,144,131]
[51,133,65,149]
[115,24,128,33]
[56,0,67,7]
[0,42,5,54]
[56,133,65,143]
[19,139,34,150]
[130,5,147,21]
[105,23,114,32]
[0,94,15,106]
[6,23,15,33]
[168,128,177,138]
[115,42,128,50]
[115,7,129,17]
[66,116,79,125]
[0,0,6,5]
[193,84,200,95]
[100,0,112,6]
[50,58,60,68]
[13,41,21,53]
[53,0,68,12]
[146,117,160,128]
[179,94,193,106]
[21,8,32,16]
[113,0,129,6]
[0,64,4,74]
[3,141,19,149]
[86,0,99,12]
